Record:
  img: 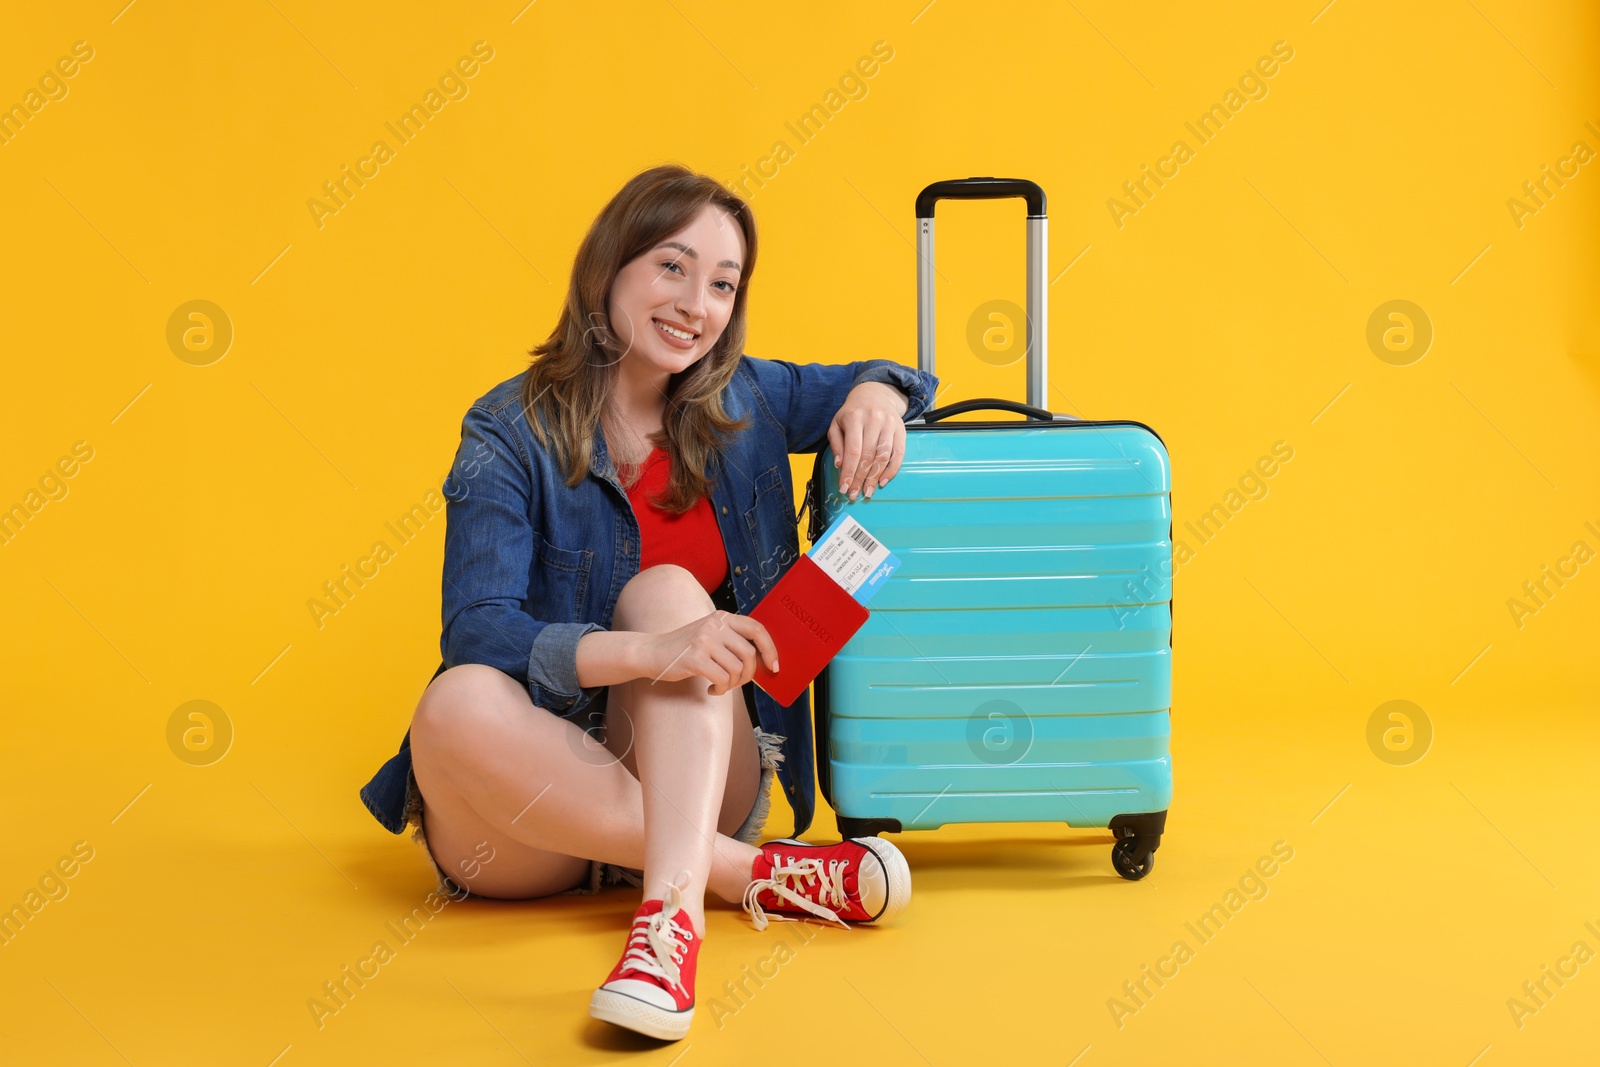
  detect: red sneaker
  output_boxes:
[589,871,701,1041]
[743,837,911,931]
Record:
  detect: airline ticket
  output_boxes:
[807,514,900,605]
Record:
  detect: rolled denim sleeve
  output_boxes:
[439,404,606,715]
[741,355,940,454]
[527,621,608,714]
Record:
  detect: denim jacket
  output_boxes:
[359,354,940,840]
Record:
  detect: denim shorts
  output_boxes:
[405,722,787,899]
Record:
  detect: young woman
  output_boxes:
[358,163,939,1041]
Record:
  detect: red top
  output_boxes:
[625,446,729,594]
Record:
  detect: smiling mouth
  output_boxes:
[653,318,698,342]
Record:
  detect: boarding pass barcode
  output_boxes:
[809,514,892,597]
[846,524,879,553]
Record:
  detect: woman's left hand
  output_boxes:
[827,381,910,501]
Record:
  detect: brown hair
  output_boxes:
[519,163,756,513]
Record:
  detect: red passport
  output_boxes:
[748,553,870,706]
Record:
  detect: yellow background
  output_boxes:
[3,1,1597,1063]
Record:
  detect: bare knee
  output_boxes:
[614,564,716,633]
[411,663,542,774]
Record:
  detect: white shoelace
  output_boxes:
[619,871,695,991]
[742,854,852,932]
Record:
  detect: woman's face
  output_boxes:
[605,203,746,379]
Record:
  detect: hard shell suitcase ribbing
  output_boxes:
[802,177,1173,879]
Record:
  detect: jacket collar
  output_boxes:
[587,418,614,482]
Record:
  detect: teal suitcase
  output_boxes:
[803,178,1173,879]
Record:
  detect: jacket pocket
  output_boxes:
[741,464,801,602]
[743,464,785,539]
[529,531,591,617]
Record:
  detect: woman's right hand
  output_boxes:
[637,611,780,697]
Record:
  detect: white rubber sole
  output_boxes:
[589,987,693,1041]
[769,836,912,924]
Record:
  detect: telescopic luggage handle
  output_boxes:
[915,177,1049,412]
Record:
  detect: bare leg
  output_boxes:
[604,564,743,937]
[409,571,766,908]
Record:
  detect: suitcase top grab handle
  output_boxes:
[915,177,1048,414]
[920,397,1057,424]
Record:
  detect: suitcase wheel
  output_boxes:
[1108,810,1166,881]
[1111,839,1156,880]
